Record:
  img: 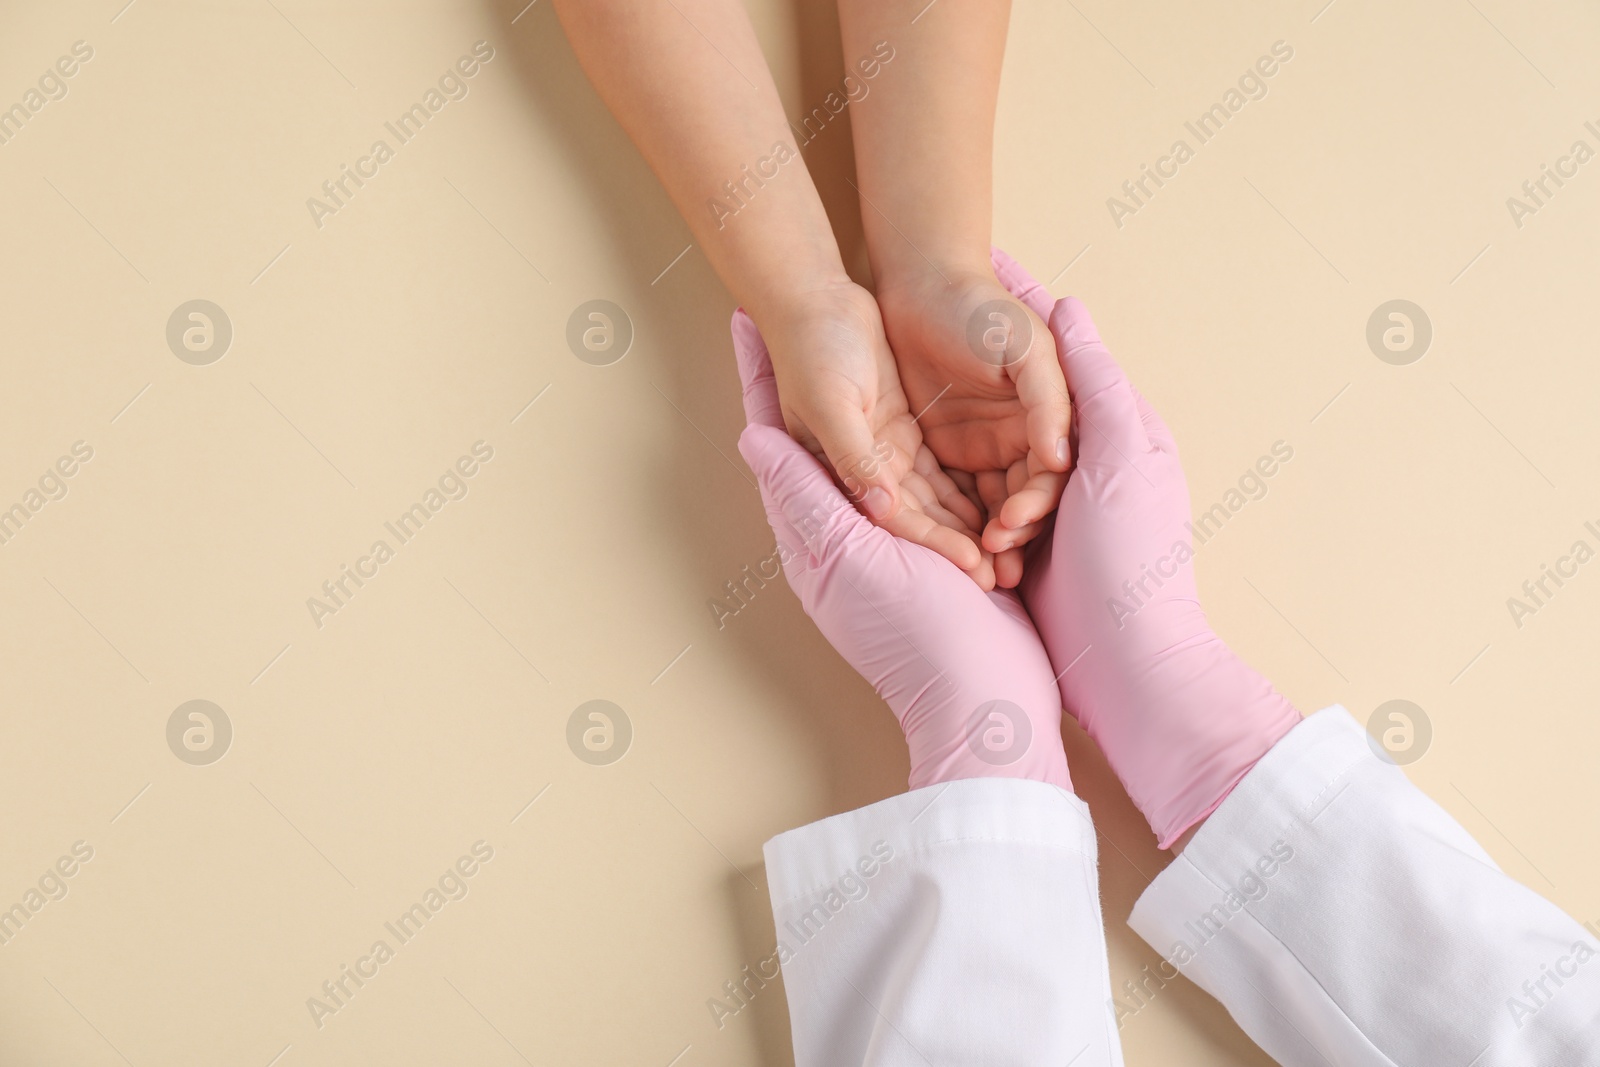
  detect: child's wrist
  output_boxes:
[872,249,995,298]
[740,263,857,324]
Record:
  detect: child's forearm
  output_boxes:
[552,0,849,321]
[836,0,1010,285]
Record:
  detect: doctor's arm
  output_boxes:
[998,254,1600,1066]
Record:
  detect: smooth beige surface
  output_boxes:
[1,1,1596,1063]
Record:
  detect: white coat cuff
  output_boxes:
[765,778,1125,1066]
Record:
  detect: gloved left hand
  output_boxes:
[731,309,1072,792]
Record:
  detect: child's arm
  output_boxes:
[837,0,1071,587]
[553,0,993,584]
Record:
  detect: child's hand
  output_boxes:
[753,280,996,590]
[733,308,1071,790]
[872,250,1074,587]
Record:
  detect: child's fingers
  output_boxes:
[976,469,1008,524]
[944,467,986,519]
[985,515,1045,554]
[914,450,985,532]
[994,545,1025,589]
[895,466,995,589]
[999,467,1067,532]
[880,495,985,578]
[1009,304,1072,474]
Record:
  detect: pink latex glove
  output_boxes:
[731,309,1072,792]
[991,251,1300,848]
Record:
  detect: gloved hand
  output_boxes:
[991,251,1300,847]
[732,308,1072,792]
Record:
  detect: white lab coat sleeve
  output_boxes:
[1129,705,1600,1066]
[763,777,1125,1066]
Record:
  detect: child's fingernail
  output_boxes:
[862,486,891,519]
[1057,437,1070,465]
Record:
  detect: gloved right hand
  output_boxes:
[990,253,1300,847]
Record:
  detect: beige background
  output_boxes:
[0,0,1596,1063]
